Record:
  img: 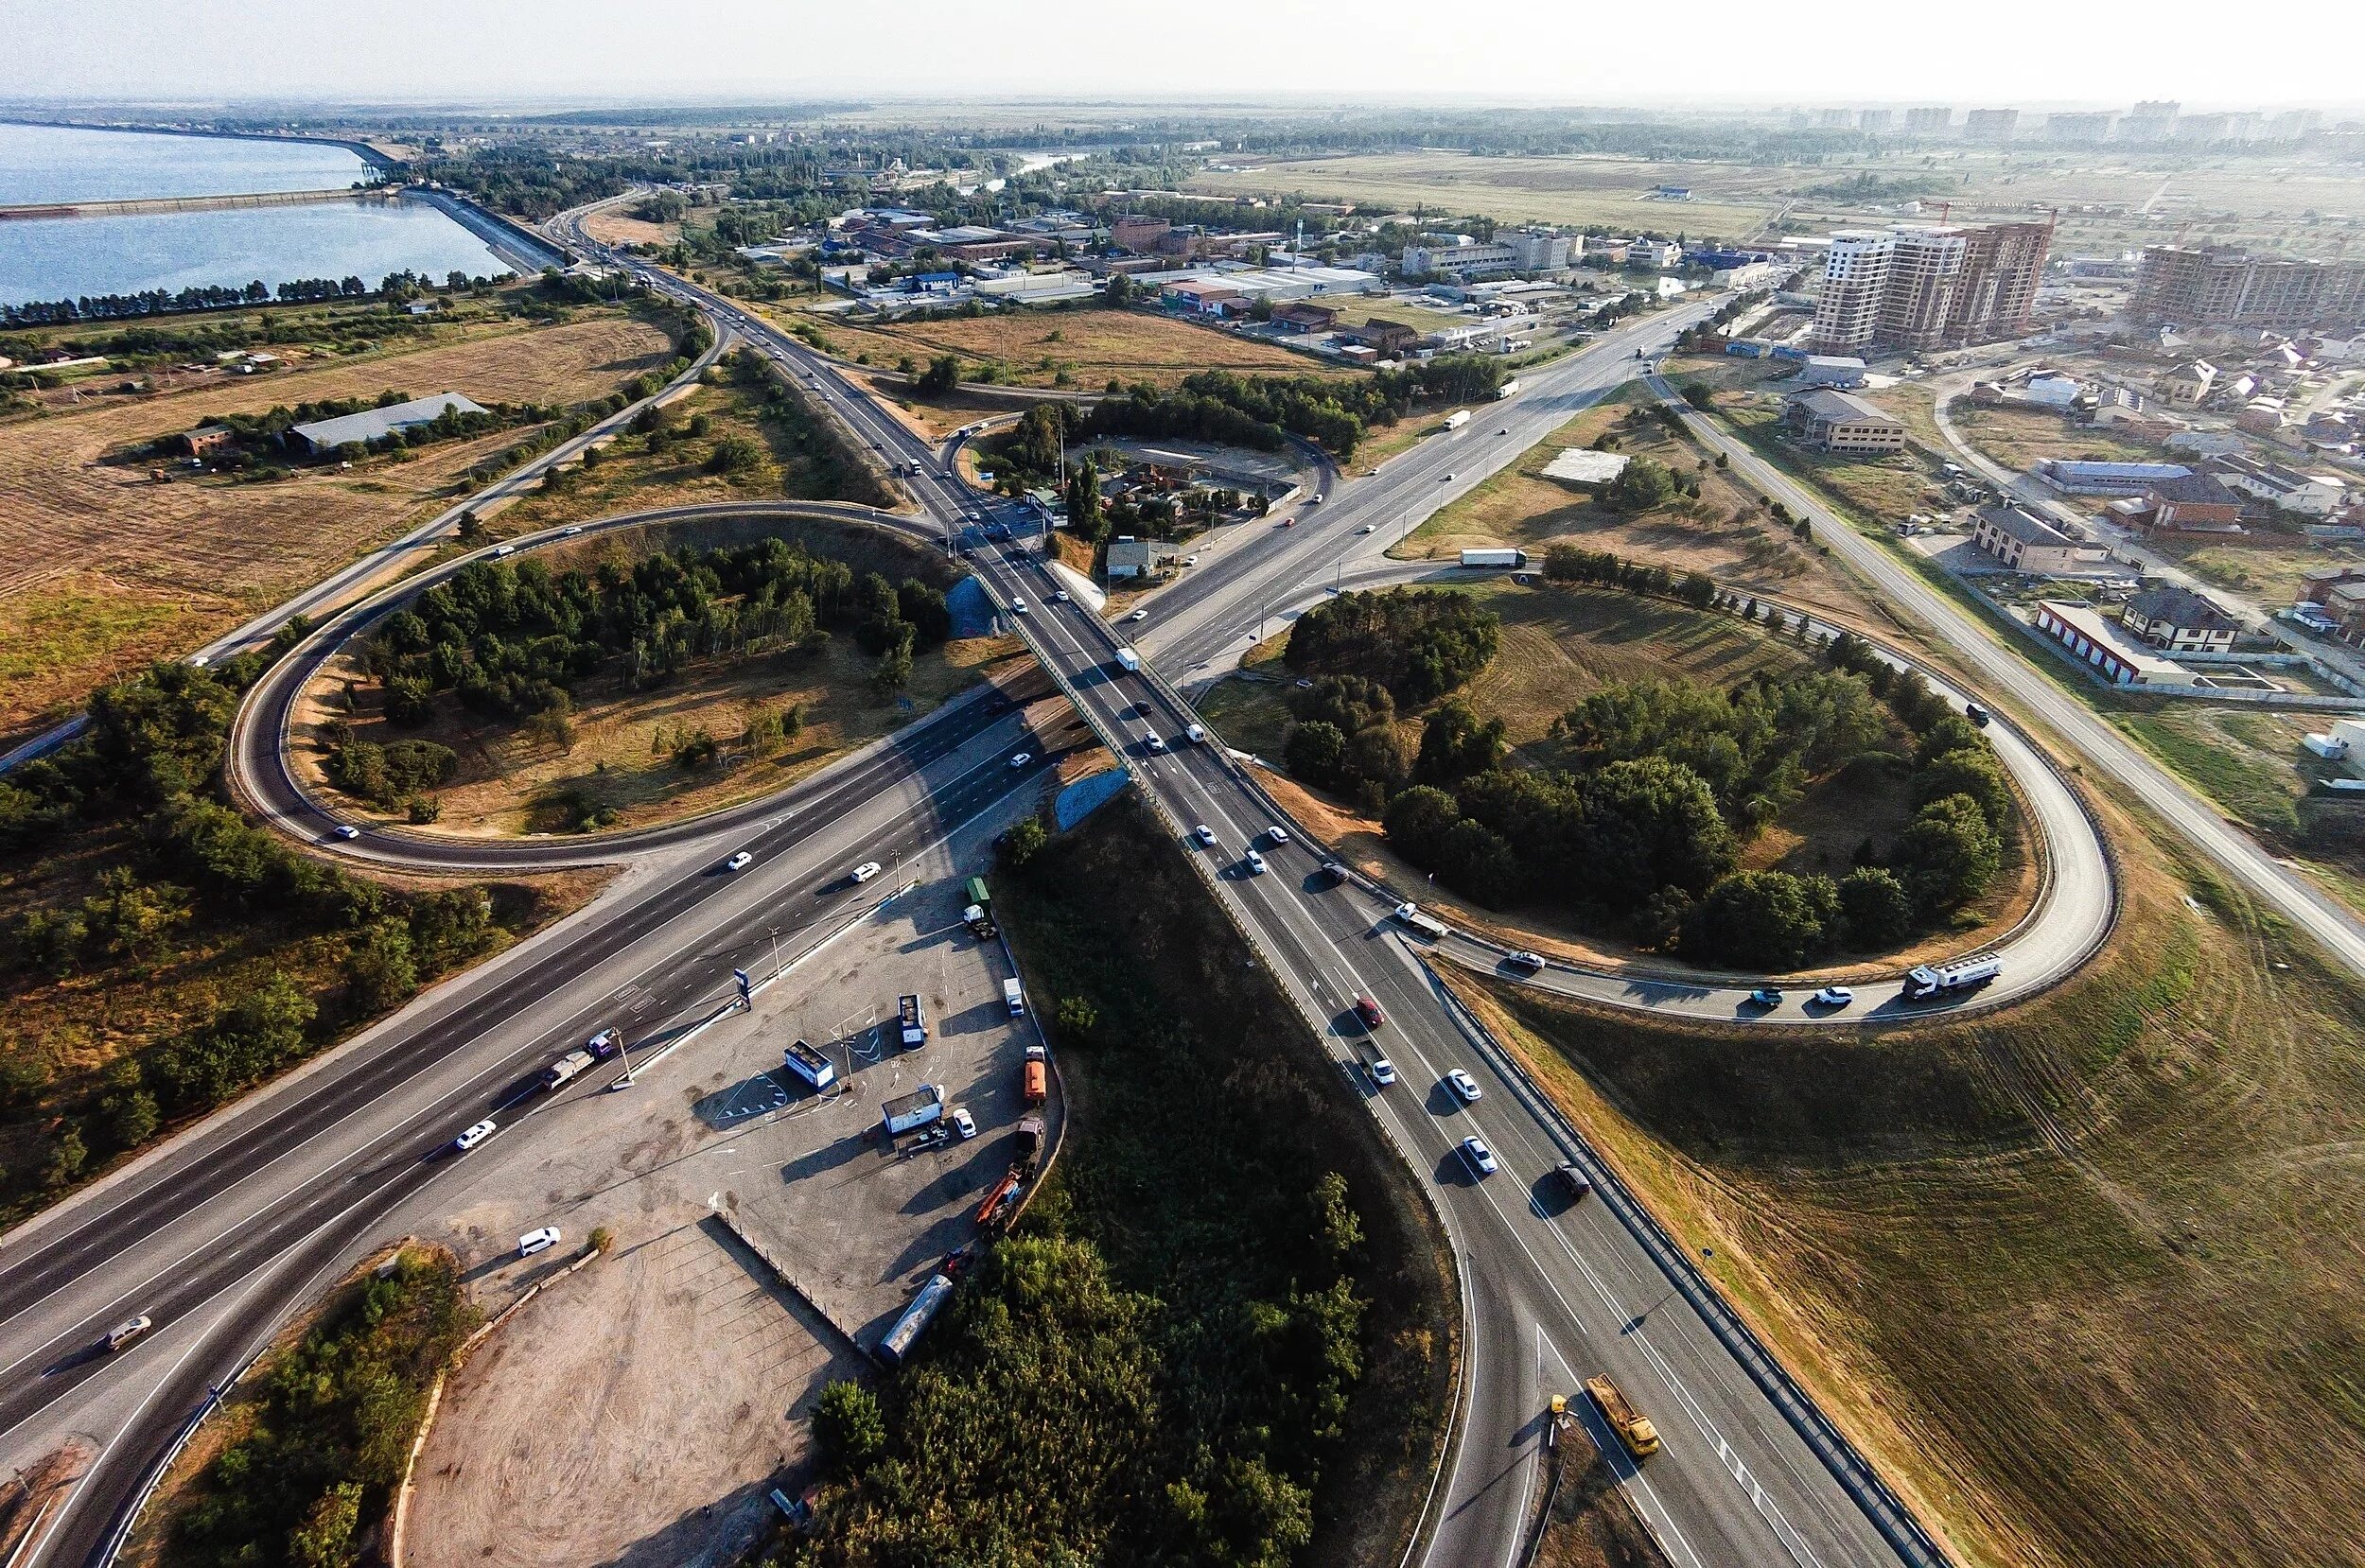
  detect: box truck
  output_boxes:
[1459,548,1528,569]
[898,993,928,1047]
[539,1049,596,1090]
[1443,409,1472,431]
[1004,976,1026,1017]
[1113,647,1141,673]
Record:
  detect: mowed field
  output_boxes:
[787,305,1330,388]
[1186,153,1783,237]
[1458,773,2365,1568]
[0,313,675,739]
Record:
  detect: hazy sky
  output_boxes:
[6,0,2359,111]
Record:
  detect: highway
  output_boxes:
[3,196,1961,1568]
[547,196,1949,1566]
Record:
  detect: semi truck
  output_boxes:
[1901,954,2003,1002]
[878,1272,955,1367]
[1585,1375,1661,1458]
[1459,548,1529,569]
[539,1048,596,1090]
[963,876,996,937]
[898,993,928,1047]
[1443,409,1472,431]
[781,1039,835,1090]
[1113,647,1141,673]
[882,1083,946,1138]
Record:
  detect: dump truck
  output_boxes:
[898,993,928,1047]
[963,875,997,938]
[1585,1374,1661,1458]
[1459,548,1528,569]
[878,1272,955,1367]
[883,1084,946,1138]
[1022,1044,1048,1106]
[782,1038,835,1090]
[539,1048,596,1091]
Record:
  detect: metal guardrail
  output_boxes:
[1425,972,1957,1568]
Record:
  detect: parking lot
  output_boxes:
[404,815,1060,1564]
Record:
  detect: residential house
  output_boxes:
[2209,453,2350,516]
[2158,359,2217,406]
[180,425,236,459]
[2119,584,2239,651]
[2144,470,2246,531]
[1106,535,1179,581]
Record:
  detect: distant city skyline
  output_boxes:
[5,0,2360,113]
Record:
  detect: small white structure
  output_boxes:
[1542,449,1632,485]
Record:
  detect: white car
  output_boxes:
[1245,849,1270,876]
[1358,523,1375,534]
[1195,824,1218,847]
[1009,752,1033,769]
[452,1119,497,1153]
[1266,826,1289,845]
[1507,950,1545,969]
[1812,985,1856,1009]
[1145,734,1166,752]
[1010,599,1029,615]
[850,861,884,883]
[950,1106,978,1140]
[1182,554,1200,566]
[558,524,584,537]
[725,850,754,872]
[517,1227,563,1258]
[1311,493,1324,503]
[1460,1136,1499,1177]
[1446,1069,1482,1103]
[1129,608,1149,622]
[1185,724,1206,744]
[1370,1057,1397,1086]
[1053,589,1071,602]
[333,825,360,842]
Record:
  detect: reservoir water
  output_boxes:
[0,125,517,309]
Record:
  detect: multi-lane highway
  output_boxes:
[5,195,1972,1568]
[545,196,1954,1566]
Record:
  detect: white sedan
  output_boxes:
[1244,849,1270,876]
[1009,599,1029,616]
[850,861,884,883]
[1369,1058,1397,1087]
[1460,1136,1498,1177]
[725,850,754,872]
[1446,1069,1482,1103]
[1008,752,1033,769]
[1129,608,1149,622]
[1194,824,1218,847]
[452,1119,497,1153]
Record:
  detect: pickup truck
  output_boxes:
[539,1048,596,1090]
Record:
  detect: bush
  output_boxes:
[1837,866,1914,950]
[1680,869,1841,968]
[814,1379,887,1476]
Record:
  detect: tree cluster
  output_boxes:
[1283,588,1501,708]
[1084,357,1504,462]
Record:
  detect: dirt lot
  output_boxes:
[584,207,682,249]
[781,305,1325,389]
[1402,394,1869,618]
[1947,402,2163,470]
[0,312,676,739]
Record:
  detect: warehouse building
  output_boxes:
[288,393,488,455]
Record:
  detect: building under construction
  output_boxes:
[2128,245,2365,332]
[1807,218,2052,355]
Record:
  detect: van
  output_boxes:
[1004,976,1025,1017]
[1023,1044,1048,1105]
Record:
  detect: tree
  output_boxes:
[345,919,420,1011]
[917,354,962,395]
[1680,870,1841,968]
[1681,382,1716,410]
[1892,793,2001,915]
[288,1481,362,1568]
[1064,455,1105,543]
[1579,757,1736,901]
[1837,866,1914,949]
[1415,699,1507,789]
[1603,456,1679,513]
[707,434,762,474]
[1382,785,1461,866]
[1916,745,2010,829]
[999,817,1047,868]
[1056,994,1100,1043]
[814,1380,887,1476]
[1284,720,1349,790]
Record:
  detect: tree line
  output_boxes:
[2,269,508,329]
[1079,357,1507,462]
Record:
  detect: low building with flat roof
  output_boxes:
[2036,459,2194,496]
[288,393,488,455]
[2032,600,2200,687]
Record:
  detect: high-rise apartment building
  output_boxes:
[2120,101,2180,143]
[1904,107,1952,135]
[1964,108,2019,144]
[2130,245,2365,330]
[2269,109,2321,139]
[1810,221,2054,354]
[2043,112,2115,145]
[2175,113,2231,143]
[1817,108,1856,129]
[1859,109,1893,133]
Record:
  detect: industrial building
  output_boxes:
[288,393,487,455]
[1401,230,1570,281]
[1806,221,2051,354]
[1783,389,1906,453]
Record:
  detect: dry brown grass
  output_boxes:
[787,306,1325,389]
[1453,771,2365,1568]
[581,208,679,248]
[0,314,676,739]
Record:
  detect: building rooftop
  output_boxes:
[2126,584,2237,632]
[1979,504,2076,547]
[2044,460,2194,483]
[289,393,487,452]
[2149,471,2241,506]
[1787,388,1902,426]
[2037,600,2195,683]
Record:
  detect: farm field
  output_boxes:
[1185,152,1783,237]
[0,310,678,740]
[1455,762,2365,1568]
[774,304,1326,389]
